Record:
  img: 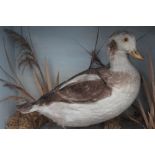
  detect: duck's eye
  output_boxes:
[124,37,128,42]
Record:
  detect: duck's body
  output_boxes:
[37,53,140,127]
[17,31,143,127]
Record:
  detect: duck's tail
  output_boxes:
[16,101,38,114]
[17,92,53,114]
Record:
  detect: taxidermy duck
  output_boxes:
[17,31,144,127]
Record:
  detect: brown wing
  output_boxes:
[37,67,112,105]
[16,75,112,112]
[53,79,112,103]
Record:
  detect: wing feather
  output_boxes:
[37,68,112,105]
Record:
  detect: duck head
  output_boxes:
[108,31,144,60]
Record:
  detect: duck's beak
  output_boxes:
[128,50,144,60]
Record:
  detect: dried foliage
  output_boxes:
[0,29,60,129]
[137,52,155,128]
[6,111,48,129]
[4,29,47,89]
[79,27,106,69]
[45,59,52,90]
[103,117,121,129]
[0,38,35,104]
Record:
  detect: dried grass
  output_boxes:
[33,70,44,95]
[137,52,155,128]
[79,27,106,69]
[103,117,121,129]
[1,29,60,129]
[44,59,52,91]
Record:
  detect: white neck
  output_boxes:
[109,51,135,72]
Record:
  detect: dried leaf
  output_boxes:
[142,76,154,116]
[4,29,44,81]
[44,59,52,91]
[147,52,155,102]
[0,96,26,102]
[3,38,15,76]
[147,51,155,86]
[2,38,24,87]
[138,100,149,128]
[148,112,155,128]
[126,113,143,127]
[4,29,32,51]
[3,82,35,101]
[0,65,17,83]
[33,70,44,95]
[94,27,100,51]
[56,72,60,86]
[18,57,37,71]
